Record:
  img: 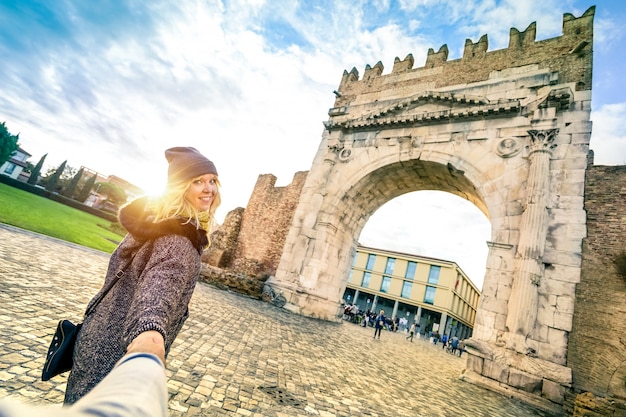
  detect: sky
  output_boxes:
[1,0,624,289]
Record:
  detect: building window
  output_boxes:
[362,272,371,288]
[384,258,395,275]
[401,281,412,298]
[424,286,436,304]
[428,265,441,284]
[3,164,15,175]
[366,254,376,271]
[380,276,391,293]
[405,261,417,279]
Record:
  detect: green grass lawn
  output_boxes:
[0,182,124,253]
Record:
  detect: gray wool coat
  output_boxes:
[64,197,208,404]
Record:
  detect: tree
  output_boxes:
[76,174,97,203]
[96,182,128,206]
[27,153,47,185]
[41,162,77,191]
[0,121,19,166]
[45,160,67,193]
[63,167,84,199]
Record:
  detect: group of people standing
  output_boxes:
[431,332,466,356]
[342,304,467,357]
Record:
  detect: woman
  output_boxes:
[64,147,220,404]
[373,309,385,339]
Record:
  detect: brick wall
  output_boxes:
[207,171,307,277]
[568,164,626,401]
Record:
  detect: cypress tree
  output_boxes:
[64,167,84,199]
[77,174,97,203]
[27,153,47,185]
[45,160,67,193]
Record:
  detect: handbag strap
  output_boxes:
[85,245,144,316]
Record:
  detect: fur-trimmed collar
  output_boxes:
[118,197,208,254]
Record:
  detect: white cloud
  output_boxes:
[2,0,624,291]
[590,103,626,166]
[360,191,491,288]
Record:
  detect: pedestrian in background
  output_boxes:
[458,340,466,357]
[450,336,459,354]
[362,312,369,327]
[406,322,416,342]
[64,147,221,404]
[373,310,386,339]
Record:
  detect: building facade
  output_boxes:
[343,245,480,339]
[1,147,31,181]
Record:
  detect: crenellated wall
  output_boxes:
[334,6,593,114]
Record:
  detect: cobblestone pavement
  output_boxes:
[0,224,559,416]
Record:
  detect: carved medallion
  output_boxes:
[338,148,352,162]
[495,137,522,158]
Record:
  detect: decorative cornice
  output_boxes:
[325,91,520,131]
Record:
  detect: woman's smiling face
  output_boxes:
[184,173,218,211]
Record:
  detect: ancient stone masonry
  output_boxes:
[567,164,626,415]
[204,172,308,277]
[265,6,596,414]
[506,128,558,350]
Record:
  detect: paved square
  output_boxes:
[0,224,558,416]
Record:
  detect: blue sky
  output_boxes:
[1,0,623,288]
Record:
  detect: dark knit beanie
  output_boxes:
[165,147,218,185]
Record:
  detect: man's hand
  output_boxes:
[126,330,166,366]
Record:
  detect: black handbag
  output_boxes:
[41,253,138,381]
[42,320,83,381]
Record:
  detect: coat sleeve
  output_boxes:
[123,234,201,348]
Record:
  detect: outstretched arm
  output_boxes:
[0,331,169,417]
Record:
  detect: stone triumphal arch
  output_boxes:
[265,7,594,410]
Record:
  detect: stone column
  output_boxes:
[415,306,422,322]
[439,313,448,335]
[392,300,399,320]
[506,128,558,340]
[353,290,360,305]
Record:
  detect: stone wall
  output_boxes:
[204,171,308,278]
[333,7,594,114]
[202,207,244,268]
[233,171,308,276]
[568,164,626,411]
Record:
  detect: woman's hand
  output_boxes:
[126,330,166,366]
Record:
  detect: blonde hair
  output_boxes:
[151,176,221,245]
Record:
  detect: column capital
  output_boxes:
[527,128,559,155]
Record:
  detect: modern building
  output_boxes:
[343,245,481,339]
[1,147,31,181]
